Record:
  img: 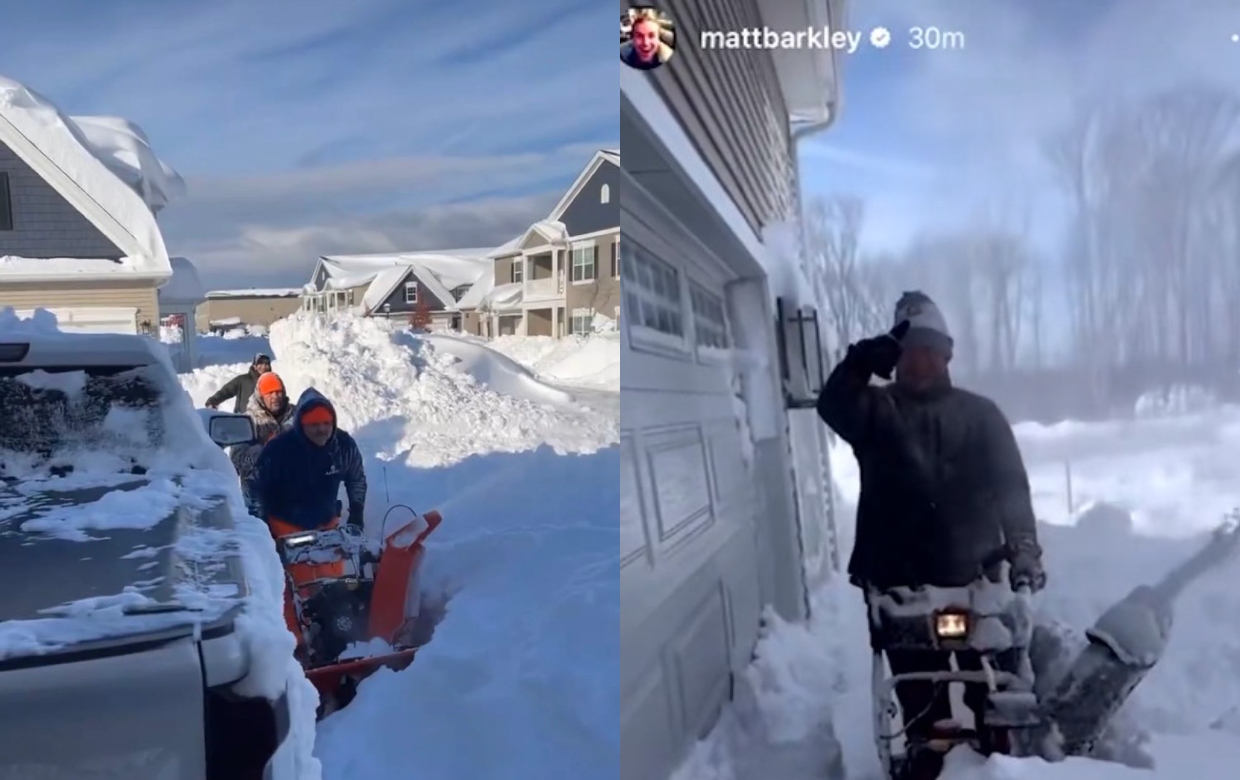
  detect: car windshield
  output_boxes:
[0,365,165,475]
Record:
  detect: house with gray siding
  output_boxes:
[0,76,179,334]
[465,149,620,338]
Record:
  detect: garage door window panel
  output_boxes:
[623,238,690,356]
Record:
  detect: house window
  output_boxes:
[690,283,729,349]
[571,244,596,283]
[621,240,684,337]
[600,184,610,204]
[610,240,619,278]
[404,282,418,304]
[511,261,523,284]
[0,173,12,231]
[569,308,594,335]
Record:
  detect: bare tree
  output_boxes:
[802,195,888,349]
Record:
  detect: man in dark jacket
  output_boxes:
[817,291,1045,778]
[205,353,272,413]
[247,388,367,539]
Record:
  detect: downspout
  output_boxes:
[783,0,846,615]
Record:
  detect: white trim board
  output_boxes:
[547,149,621,223]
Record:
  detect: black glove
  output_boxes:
[347,504,365,528]
[848,320,910,380]
[1009,549,1047,592]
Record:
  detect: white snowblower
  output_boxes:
[868,516,1240,780]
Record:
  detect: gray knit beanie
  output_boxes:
[893,291,953,357]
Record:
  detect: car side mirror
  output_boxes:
[205,412,257,447]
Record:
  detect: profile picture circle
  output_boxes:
[621,6,676,71]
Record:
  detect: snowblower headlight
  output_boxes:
[934,611,969,639]
[283,532,318,548]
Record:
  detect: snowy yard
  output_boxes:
[672,403,1240,780]
[180,316,620,778]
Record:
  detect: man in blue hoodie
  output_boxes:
[247,388,368,543]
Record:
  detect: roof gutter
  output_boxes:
[791,0,843,142]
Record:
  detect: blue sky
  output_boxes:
[798,0,1240,258]
[0,0,617,289]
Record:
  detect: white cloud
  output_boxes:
[0,0,618,286]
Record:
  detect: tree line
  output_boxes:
[808,84,1240,391]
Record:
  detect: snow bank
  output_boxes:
[421,335,576,407]
[485,333,620,391]
[255,314,615,467]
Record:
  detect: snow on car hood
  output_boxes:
[0,466,248,662]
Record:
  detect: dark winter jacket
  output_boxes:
[817,352,1042,589]
[206,367,262,413]
[247,389,367,531]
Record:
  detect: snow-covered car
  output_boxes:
[0,332,291,779]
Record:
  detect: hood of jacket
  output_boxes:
[292,387,338,441]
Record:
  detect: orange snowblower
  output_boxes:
[273,507,444,716]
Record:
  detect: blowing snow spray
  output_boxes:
[1033,513,1240,759]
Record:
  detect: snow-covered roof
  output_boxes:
[483,282,523,311]
[453,266,494,310]
[516,220,569,250]
[548,149,620,222]
[205,288,302,299]
[487,234,524,259]
[0,76,178,281]
[318,249,493,312]
[159,256,205,305]
[69,115,185,214]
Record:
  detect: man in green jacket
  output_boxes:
[205,353,272,413]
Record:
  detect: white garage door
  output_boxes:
[14,306,139,335]
[620,182,765,780]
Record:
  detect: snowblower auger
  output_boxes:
[275,508,444,718]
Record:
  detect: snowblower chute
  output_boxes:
[275,508,444,716]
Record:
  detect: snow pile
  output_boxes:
[421,335,576,407]
[485,333,620,390]
[591,312,617,333]
[258,313,615,466]
[1134,385,1217,419]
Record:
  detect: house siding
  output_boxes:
[375,272,448,316]
[648,0,799,234]
[493,255,522,287]
[0,280,159,328]
[0,140,123,259]
[559,161,621,238]
[565,233,621,321]
[195,296,302,331]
